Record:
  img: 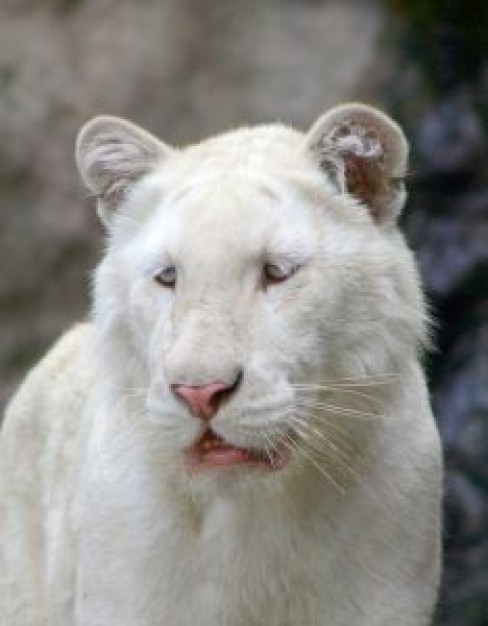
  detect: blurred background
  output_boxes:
[0,0,486,623]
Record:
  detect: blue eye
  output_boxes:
[263,263,294,286]
[154,266,177,288]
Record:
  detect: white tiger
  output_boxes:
[0,103,442,626]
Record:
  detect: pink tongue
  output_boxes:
[201,446,253,466]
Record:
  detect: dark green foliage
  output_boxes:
[386,1,488,89]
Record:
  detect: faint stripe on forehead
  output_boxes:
[163,175,282,208]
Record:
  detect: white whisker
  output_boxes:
[280,431,346,495]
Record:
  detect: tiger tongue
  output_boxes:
[185,429,289,471]
[183,429,262,468]
[201,445,254,465]
[197,430,253,463]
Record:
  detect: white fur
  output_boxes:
[1,105,442,625]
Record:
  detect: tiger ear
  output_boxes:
[305,103,409,225]
[76,116,172,225]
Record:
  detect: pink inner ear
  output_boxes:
[341,149,384,220]
[316,120,387,216]
[310,107,408,225]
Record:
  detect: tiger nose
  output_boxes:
[171,377,240,421]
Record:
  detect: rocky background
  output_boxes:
[0,1,486,625]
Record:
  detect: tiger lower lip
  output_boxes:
[184,429,290,471]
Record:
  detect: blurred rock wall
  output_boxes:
[0,0,383,409]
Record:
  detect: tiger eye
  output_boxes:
[263,263,294,286]
[155,266,177,288]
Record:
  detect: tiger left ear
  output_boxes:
[76,115,172,226]
[305,103,409,225]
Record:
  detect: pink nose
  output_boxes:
[171,381,236,421]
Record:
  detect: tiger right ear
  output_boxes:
[305,103,409,225]
[76,116,172,225]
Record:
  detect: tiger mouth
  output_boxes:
[184,428,290,471]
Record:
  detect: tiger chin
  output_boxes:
[0,103,442,626]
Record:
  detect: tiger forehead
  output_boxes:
[175,185,277,258]
[155,177,313,269]
[160,178,290,249]
[164,176,282,209]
